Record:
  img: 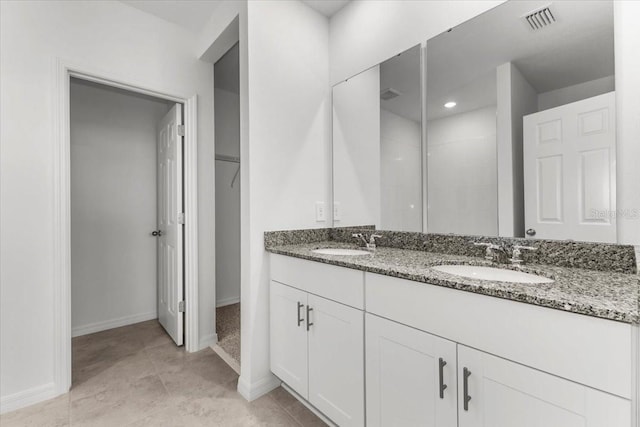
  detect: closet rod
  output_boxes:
[215,154,240,163]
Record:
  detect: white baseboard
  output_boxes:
[216,296,240,307]
[237,373,280,402]
[198,333,218,351]
[71,311,157,337]
[0,382,59,414]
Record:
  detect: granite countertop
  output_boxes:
[267,241,640,324]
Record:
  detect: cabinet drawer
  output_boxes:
[271,254,364,309]
[366,272,633,399]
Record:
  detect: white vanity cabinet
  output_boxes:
[366,272,632,427]
[269,254,634,427]
[365,313,458,427]
[270,255,365,427]
[457,345,631,427]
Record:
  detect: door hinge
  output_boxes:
[179,301,185,312]
[177,124,185,136]
[178,212,185,224]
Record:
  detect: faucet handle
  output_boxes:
[369,234,382,244]
[510,245,537,265]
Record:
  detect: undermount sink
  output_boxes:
[312,248,371,256]
[432,264,554,284]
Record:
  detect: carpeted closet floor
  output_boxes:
[216,303,240,364]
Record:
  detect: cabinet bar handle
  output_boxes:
[297,302,304,327]
[438,358,447,399]
[463,367,472,411]
[306,306,313,331]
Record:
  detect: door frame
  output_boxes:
[52,58,199,395]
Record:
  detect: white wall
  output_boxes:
[538,75,615,112]
[380,109,422,232]
[333,66,380,228]
[329,1,505,84]
[497,62,538,238]
[614,1,640,246]
[70,80,169,336]
[427,106,498,236]
[0,0,215,411]
[238,0,330,399]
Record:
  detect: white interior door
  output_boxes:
[523,92,616,242]
[156,103,184,346]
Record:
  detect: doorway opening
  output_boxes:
[69,77,186,382]
[212,42,241,372]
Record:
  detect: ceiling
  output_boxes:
[301,0,351,17]
[121,0,350,33]
[426,0,614,120]
[380,45,422,123]
[120,0,223,33]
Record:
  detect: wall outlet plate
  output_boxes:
[315,202,326,222]
[333,202,341,221]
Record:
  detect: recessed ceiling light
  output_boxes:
[444,101,457,109]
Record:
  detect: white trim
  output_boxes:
[71,312,157,338]
[53,58,200,401]
[237,374,281,402]
[216,296,241,307]
[0,383,57,415]
[281,383,337,427]
[632,324,639,427]
[199,333,218,350]
[183,95,199,353]
[211,344,241,375]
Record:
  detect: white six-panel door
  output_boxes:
[366,314,457,427]
[157,104,184,346]
[523,92,616,242]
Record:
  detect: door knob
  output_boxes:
[151,230,163,237]
[526,228,536,236]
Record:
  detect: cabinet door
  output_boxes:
[457,345,631,427]
[366,314,457,427]
[308,294,364,427]
[270,281,309,398]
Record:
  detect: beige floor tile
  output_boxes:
[268,387,328,426]
[0,394,69,427]
[4,320,325,427]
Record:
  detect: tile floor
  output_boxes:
[0,320,326,426]
[216,303,241,364]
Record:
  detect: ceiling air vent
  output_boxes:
[380,88,402,101]
[524,6,556,30]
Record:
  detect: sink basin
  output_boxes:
[312,248,371,256]
[432,265,553,284]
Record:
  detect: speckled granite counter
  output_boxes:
[266,241,640,324]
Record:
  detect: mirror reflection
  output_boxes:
[426,0,616,242]
[333,45,422,232]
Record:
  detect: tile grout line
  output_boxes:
[266,393,305,427]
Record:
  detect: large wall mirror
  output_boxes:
[332,0,617,243]
[333,45,423,232]
[427,0,615,243]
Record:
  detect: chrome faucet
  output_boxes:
[352,233,382,252]
[509,245,537,265]
[474,242,504,262]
